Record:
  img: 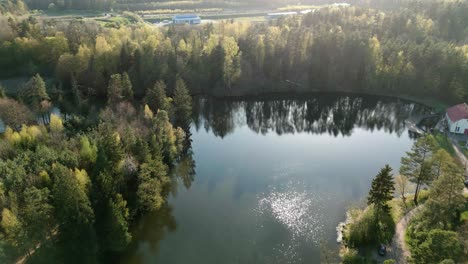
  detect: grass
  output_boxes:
[433,132,456,155]
[461,211,468,222]
[277,5,321,11]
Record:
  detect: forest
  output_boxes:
[0,0,467,102]
[0,0,467,263]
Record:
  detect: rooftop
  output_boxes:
[447,103,468,122]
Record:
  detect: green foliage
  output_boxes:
[21,187,54,248]
[52,163,97,261]
[400,135,435,205]
[341,249,374,264]
[410,229,463,264]
[145,81,171,114]
[346,206,395,247]
[383,260,396,264]
[121,72,133,100]
[137,157,169,212]
[79,136,97,167]
[22,74,49,111]
[173,78,192,129]
[367,165,395,214]
[107,74,123,105]
[102,194,131,251]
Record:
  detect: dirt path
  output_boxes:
[448,137,468,194]
[390,206,421,264]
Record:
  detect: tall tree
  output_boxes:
[102,194,131,252]
[394,174,409,210]
[367,165,395,214]
[22,74,50,124]
[107,74,122,105]
[52,163,97,262]
[400,135,435,205]
[144,81,171,113]
[121,72,133,101]
[173,78,192,129]
[21,187,54,253]
[423,161,465,229]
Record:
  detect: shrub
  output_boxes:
[346,206,395,247]
[409,229,463,264]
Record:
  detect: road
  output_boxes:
[448,135,468,194]
[389,206,422,264]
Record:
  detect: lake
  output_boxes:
[120,93,430,264]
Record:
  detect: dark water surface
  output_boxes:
[122,94,429,264]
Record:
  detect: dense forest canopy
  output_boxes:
[1,0,467,103]
[0,0,467,263]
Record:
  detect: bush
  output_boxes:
[341,249,374,264]
[408,229,463,264]
[346,206,395,247]
[121,11,143,23]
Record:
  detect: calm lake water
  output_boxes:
[121,94,429,264]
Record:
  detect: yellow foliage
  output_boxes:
[144,104,154,119]
[1,208,21,245]
[27,125,42,138]
[39,170,51,185]
[50,114,64,133]
[74,168,90,191]
[5,125,45,146]
[113,132,121,144]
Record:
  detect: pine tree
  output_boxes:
[145,81,170,113]
[107,74,122,105]
[173,78,192,129]
[121,72,133,101]
[400,135,435,205]
[23,74,49,108]
[368,165,395,214]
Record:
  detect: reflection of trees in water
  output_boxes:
[195,95,429,137]
[113,204,177,264]
[107,151,196,264]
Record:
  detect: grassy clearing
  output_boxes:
[40,9,103,17]
[277,5,320,11]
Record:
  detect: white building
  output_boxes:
[446,103,468,134]
[172,14,201,25]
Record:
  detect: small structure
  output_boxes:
[172,14,201,25]
[446,103,468,134]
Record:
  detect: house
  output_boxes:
[446,103,468,134]
[172,14,201,25]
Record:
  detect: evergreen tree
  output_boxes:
[173,78,192,129]
[52,164,97,262]
[145,81,171,113]
[121,72,133,101]
[23,74,49,109]
[107,74,122,105]
[423,161,465,229]
[400,135,435,205]
[367,165,395,214]
[102,194,131,252]
[137,156,169,212]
